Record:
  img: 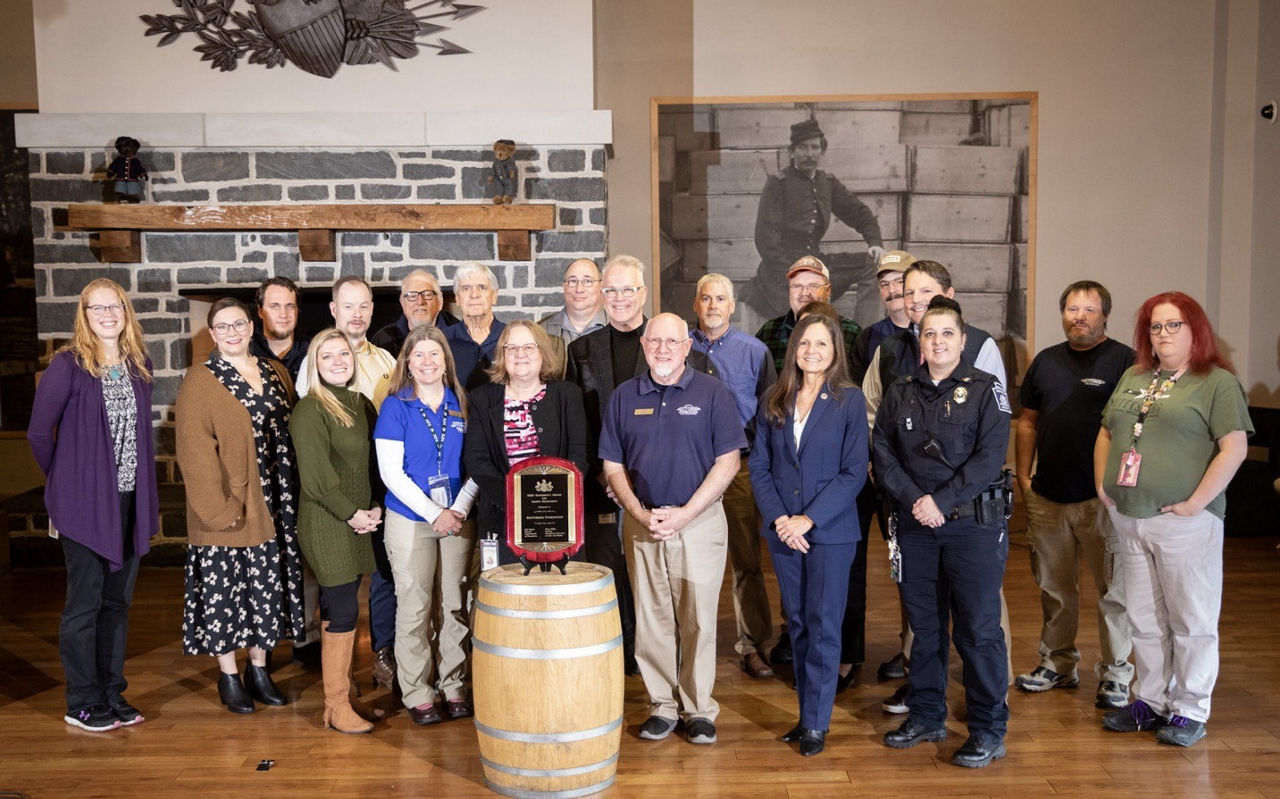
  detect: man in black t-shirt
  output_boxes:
[1013,280,1136,710]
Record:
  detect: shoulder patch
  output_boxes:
[992,382,1011,414]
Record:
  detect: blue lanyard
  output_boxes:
[413,402,450,477]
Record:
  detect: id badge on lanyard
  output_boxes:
[428,472,453,507]
[1116,449,1141,487]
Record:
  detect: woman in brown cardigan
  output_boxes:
[176,297,305,714]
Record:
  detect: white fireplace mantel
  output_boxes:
[15,111,614,148]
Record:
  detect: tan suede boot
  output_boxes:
[322,628,373,734]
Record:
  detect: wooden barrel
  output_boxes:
[473,563,623,798]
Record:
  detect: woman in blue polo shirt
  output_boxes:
[375,324,479,727]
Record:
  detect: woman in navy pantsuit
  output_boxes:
[750,313,868,756]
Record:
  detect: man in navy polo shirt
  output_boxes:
[689,273,776,680]
[601,313,746,746]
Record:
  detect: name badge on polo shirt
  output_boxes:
[633,407,655,416]
[447,410,464,418]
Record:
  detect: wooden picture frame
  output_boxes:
[651,93,1037,381]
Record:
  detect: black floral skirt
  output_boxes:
[182,539,305,656]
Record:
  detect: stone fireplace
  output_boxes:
[14,110,611,557]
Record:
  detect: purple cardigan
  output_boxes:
[27,350,158,571]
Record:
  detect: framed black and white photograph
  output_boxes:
[653,93,1036,376]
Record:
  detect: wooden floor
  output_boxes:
[2,529,1279,798]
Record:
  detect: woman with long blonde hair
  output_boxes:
[289,329,381,733]
[27,278,158,732]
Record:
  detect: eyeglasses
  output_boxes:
[86,303,124,317]
[503,343,539,355]
[789,281,829,294]
[877,276,904,289]
[1149,320,1184,336]
[402,290,438,302]
[564,278,597,289]
[602,286,640,299]
[642,336,688,351]
[211,319,251,335]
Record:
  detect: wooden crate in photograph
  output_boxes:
[1017,195,1029,244]
[905,100,975,114]
[821,145,910,193]
[659,136,676,183]
[689,149,783,195]
[813,109,903,149]
[954,291,1009,337]
[909,145,1021,195]
[983,104,1031,148]
[671,192,900,241]
[660,110,715,152]
[900,112,975,145]
[823,192,902,242]
[715,107,811,149]
[902,243,1015,293]
[678,237,759,281]
[906,194,1012,243]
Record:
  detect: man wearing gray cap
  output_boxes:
[746,118,886,324]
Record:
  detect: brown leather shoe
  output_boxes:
[409,702,443,725]
[741,652,774,679]
[446,698,473,719]
[372,646,397,692]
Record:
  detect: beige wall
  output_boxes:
[595,0,692,295]
[32,0,594,113]
[1249,0,1280,406]
[594,0,1277,401]
[0,0,38,108]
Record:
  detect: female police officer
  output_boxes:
[872,296,1012,768]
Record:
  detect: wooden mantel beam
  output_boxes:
[61,202,556,263]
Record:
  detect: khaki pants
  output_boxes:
[624,500,727,723]
[383,510,476,708]
[1025,488,1132,683]
[722,461,773,656]
[1110,508,1222,722]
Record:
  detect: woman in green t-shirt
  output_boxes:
[1094,291,1252,748]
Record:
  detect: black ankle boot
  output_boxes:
[799,729,827,756]
[244,664,287,706]
[218,673,255,714]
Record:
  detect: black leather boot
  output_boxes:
[218,673,255,714]
[244,664,287,706]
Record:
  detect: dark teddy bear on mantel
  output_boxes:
[486,139,518,204]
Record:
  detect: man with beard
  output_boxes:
[600,313,746,745]
[1014,281,1135,709]
[251,277,310,382]
[745,119,886,324]
[371,268,457,357]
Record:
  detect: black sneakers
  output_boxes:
[109,698,145,726]
[65,704,122,732]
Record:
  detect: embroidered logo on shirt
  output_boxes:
[676,404,702,416]
[1081,378,1107,387]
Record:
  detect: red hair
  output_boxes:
[1132,291,1234,374]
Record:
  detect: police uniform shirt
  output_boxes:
[872,360,1012,517]
[598,367,747,508]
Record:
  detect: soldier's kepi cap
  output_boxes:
[786,255,829,281]
[790,119,824,146]
[877,250,917,277]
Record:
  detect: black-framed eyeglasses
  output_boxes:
[212,319,251,335]
[1148,321,1184,336]
[403,290,438,302]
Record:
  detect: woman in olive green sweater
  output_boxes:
[289,329,381,734]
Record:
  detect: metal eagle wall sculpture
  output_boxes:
[141,0,485,77]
